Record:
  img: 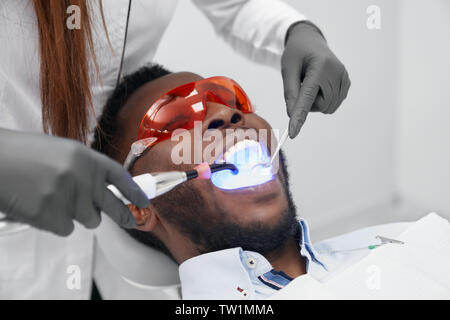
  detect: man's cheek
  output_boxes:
[144,143,188,171]
[246,114,272,130]
[189,180,215,204]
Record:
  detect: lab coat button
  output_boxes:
[246,258,257,269]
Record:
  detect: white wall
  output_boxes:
[154,0,401,238]
[396,0,450,218]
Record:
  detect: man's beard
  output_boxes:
[151,150,300,256]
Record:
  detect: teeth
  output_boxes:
[217,139,265,165]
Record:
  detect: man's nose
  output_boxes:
[203,102,245,130]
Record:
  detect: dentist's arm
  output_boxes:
[0,128,149,236]
[193,0,350,137]
[192,0,306,68]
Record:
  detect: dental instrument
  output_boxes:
[269,127,289,165]
[249,126,289,170]
[108,163,238,205]
[328,236,405,254]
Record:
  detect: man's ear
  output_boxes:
[127,204,159,232]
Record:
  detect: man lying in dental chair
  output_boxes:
[92,64,450,300]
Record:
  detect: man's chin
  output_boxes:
[193,190,298,256]
[210,174,285,209]
[197,211,300,256]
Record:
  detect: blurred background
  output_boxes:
[154,0,450,241]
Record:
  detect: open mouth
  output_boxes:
[211,139,274,190]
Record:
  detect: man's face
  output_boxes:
[116,72,298,262]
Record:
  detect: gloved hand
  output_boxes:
[281,21,351,138]
[0,128,149,236]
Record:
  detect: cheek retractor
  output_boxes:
[211,139,275,190]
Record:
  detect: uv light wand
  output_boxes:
[108,163,238,205]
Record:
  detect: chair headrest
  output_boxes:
[95,213,180,287]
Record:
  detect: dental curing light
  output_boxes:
[108,163,238,205]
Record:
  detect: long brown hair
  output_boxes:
[32,0,108,143]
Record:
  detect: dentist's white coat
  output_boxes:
[0,0,305,299]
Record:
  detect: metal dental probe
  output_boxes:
[269,127,289,166]
[250,127,289,170]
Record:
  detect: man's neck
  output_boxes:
[263,238,307,279]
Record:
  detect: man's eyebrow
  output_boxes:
[147,93,188,132]
[159,113,187,132]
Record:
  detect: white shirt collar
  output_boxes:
[179,218,328,300]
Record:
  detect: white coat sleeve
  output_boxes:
[191,0,307,69]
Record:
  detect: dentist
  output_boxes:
[0,0,350,299]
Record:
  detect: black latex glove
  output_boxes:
[282,21,351,138]
[0,128,149,236]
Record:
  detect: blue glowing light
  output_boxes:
[211,140,274,190]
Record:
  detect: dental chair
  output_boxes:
[94,214,182,300]
[94,211,420,300]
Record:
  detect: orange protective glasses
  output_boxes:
[124,76,254,169]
